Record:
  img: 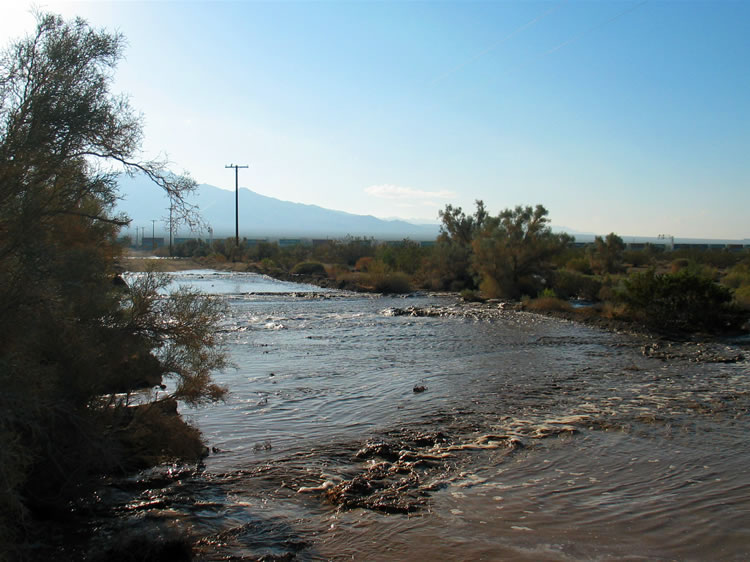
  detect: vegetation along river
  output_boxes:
[83,270,750,560]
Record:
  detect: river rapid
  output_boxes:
[82,270,750,560]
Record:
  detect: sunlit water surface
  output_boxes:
[92,271,749,560]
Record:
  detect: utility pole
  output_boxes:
[225,164,249,247]
[169,199,173,257]
[151,219,157,251]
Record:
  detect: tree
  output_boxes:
[0,13,226,550]
[428,201,488,291]
[590,232,625,274]
[438,200,488,247]
[472,205,572,298]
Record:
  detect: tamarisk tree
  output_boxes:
[472,204,572,299]
[0,13,226,548]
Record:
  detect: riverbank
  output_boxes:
[119,256,750,345]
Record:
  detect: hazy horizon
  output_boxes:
[117,177,749,245]
[3,1,749,239]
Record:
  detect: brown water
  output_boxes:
[74,273,750,560]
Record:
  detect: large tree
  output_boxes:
[0,13,225,549]
[428,201,488,291]
[472,204,572,299]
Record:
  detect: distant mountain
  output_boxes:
[115,174,440,241]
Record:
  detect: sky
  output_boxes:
[2,1,749,240]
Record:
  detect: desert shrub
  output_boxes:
[460,289,485,302]
[314,236,374,266]
[478,276,502,299]
[372,272,412,294]
[623,250,652,267]
[599,302,628,319]
[376,239,427,275]
[291,261,327,276]
[672,248,742,269]
[259,258,278,271]
[325,263,349,278]
[734,286,750,310]
[174,238,211,258]
[355,256,375,272]
[524,296,573,312]
[670,258,691,273]
[622,269,740,334]
[553,270,602,300]
[722,264,750,290]
[566,257,592,274]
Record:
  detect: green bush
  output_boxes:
[623,250,652,267]
[722,264,750,290]
[734,286,750,310]
[566,257,592,274]
[552,270,602,301]
[291,261,327,276]
[622,269,740,334]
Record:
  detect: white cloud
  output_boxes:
[365,184,455,200]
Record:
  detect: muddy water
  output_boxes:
[88,272,750,560]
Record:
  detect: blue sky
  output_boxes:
[2,1,749,239]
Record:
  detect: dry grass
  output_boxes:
[524,296,573,312]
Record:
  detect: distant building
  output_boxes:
[141,237,164,248]
[279,239,302,247]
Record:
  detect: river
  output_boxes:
[89,270,750,560]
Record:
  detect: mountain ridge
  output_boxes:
[116,174,441,240]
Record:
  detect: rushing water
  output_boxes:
[82,271,750,560]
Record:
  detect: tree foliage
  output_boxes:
[472,204,572,298]
[622,269,740,334]
[590,232,625,274]
[0,13,226,550]
[428,201,489,291]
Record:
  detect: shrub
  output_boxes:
[734,286,750,310]
[552,270,602,301]
[622,269,740,334]
[670,258,691,273]
[623,250,652,268]
[355,256,375,272]
[524,296,573,312]
[372,272,412,294]
[259,258,278,271]
[722,264,750,290]
[460,289,485,302]
[291,261,327,276]
[566,257,592,274]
